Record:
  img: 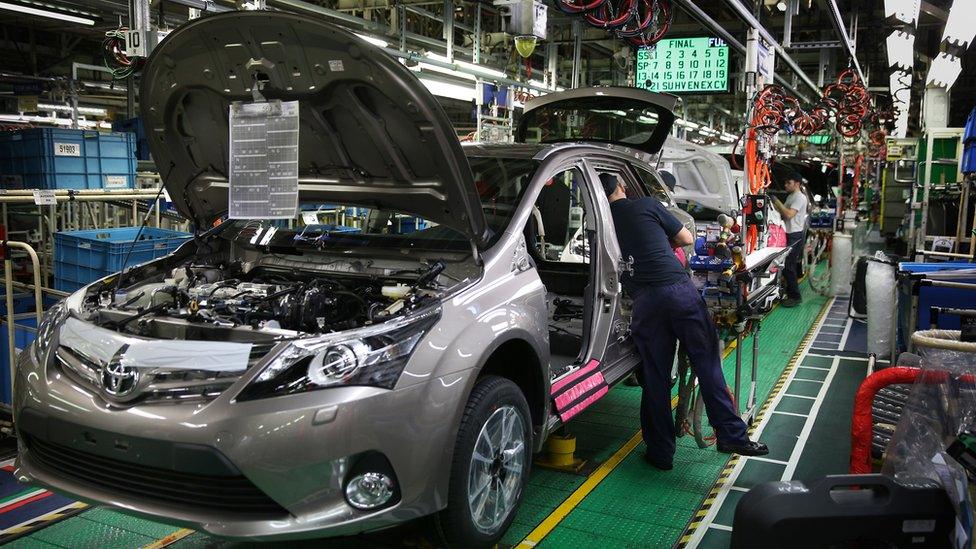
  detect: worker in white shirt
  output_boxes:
[771,174,809,307]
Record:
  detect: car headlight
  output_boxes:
[31,301,69,365]
[236,307,440,401]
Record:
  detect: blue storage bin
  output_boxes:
[963,144,976,175]
[54,227,191,292]
[395,217,427,233]
[964,106,976,144]
[302,224,361,234]
[899,262,976,333]
[112,117,150,160]
[0,315,38,405]
[0,128,137,190]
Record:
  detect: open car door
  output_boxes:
[515,87,678,156]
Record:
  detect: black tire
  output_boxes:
[436,376,532,548]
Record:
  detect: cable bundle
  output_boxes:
[555,0,672,47]
[103,28,145,80]
[822,69,870,138]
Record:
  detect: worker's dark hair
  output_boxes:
[784,170,802,184]
[600,173,619,197]
[659,170,677,192]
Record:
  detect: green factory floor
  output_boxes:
[4,271,868,549]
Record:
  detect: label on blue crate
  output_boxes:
[32,190,56,206]
[228,100,300,220]
[104,175,128,188]
[53,142,81,156]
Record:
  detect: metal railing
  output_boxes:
[3,240,44,402]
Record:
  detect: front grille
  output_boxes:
[24,435,289,518]
[54,341,278,404]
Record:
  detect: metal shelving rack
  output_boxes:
[0,187,185,292]
[908,127,965,260]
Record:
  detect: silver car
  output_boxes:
[13,11,690,547]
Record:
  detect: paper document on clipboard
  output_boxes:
[228,100,300,219]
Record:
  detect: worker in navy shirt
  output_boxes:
[602,173,768,469]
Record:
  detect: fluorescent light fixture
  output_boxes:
[412,61,477,81]
[419,77,477,102]
[926,52,962,89]
[942,0,976,51]
[0,0,94,25]
[885,30,914,70]
[37,103,108,116]
[884,0,920,25]
[0,114,109,129]
[527,79,551,90]
[354,33,389,48]
[426,53,507,80]
[676,119,700,130]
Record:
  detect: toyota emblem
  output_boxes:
[101,344,140,398]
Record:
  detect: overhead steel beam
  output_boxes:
[789,40,842,49]
[719,0,821,95]
[672,0,811,102]
[822,0,864,83]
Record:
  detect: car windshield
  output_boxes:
[518,97,664,150]
[676,199,726,221]
[223,155,538,253]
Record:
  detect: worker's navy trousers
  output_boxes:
[631,278,750,464]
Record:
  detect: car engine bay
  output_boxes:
[78,255,449,338]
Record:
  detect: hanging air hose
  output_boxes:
[557,0,672,47]
[103,27,145,80]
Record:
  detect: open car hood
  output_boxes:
[140,11,488,245]
[659,137,738,215]
[515,87,677,155]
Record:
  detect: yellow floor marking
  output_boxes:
[141,528,195,549]
[516,332,745,548]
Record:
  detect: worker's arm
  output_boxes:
[772,196,798,220]
[670,227,694,248]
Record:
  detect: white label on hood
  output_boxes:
[228,99,300,220]
[59,317,253,372]
[329,60,345,72]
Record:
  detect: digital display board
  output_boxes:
[636,37,729,94]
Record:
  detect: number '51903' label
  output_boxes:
[54,142,81,156]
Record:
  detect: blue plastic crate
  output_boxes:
[0,315,37,405]
[302,224,361,234]
[0,128,136,190]
[54,227,191,292]
[112,117,150,161]
[395,217,427,233]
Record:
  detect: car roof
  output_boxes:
[462,141,653,163]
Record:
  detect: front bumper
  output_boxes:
[13,348,469,540]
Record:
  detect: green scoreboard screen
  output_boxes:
[636,37,729,93]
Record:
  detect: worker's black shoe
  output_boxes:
[717,441,769,456]
[643,453,673,471]
[781,297,802,308]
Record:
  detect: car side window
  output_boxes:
[632,165,672,203]
[529,168,590,264]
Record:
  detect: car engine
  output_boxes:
[92,260,441,335]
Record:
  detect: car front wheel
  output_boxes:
[437,375,531,548]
